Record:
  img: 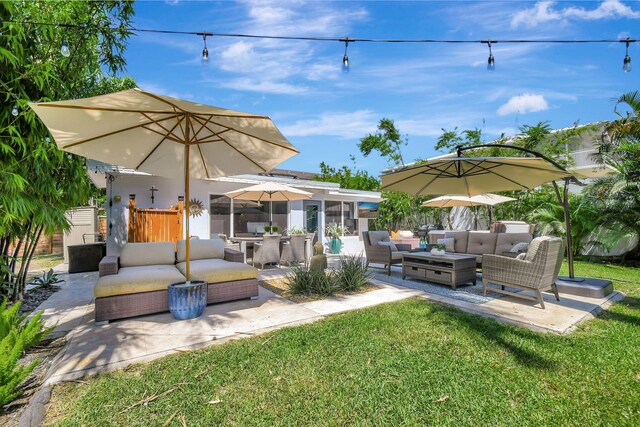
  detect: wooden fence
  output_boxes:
[128,196,184,247]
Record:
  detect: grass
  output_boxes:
[18,253,64,282]
[45,261,640,426]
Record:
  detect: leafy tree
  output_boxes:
[0,1,136,300]
[314,157,380,191]
[358,118,407,167]
[435,127,488,153]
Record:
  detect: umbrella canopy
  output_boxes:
[225,183,312,228]
[422,193,515,208]
[30,88,299,280]
[382,157,572,196]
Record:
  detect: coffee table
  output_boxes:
[401,252,477,289]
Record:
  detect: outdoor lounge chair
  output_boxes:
[362,231,412,275]
[482,236,564,308]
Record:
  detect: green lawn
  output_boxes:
[45,261,640,426]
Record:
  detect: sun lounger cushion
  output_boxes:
[175,258,258,283]
[94,265,186,297]
[176,238,225,262]
[119,242,176,267]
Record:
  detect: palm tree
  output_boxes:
[589,91,640,260]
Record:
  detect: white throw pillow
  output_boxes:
[378,241,398,252]
[397,230,414,239]
[516,252,527,260]
[437,238,455,252]
[509,242,530,253]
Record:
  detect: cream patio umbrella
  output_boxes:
[422,193,516,229]
[30,88,299,280]
[225,182,312,230]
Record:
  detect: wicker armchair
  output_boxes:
[482,236,563,309]
[253,234,282,269]
[362,231,412,275]
[281,234,309,265]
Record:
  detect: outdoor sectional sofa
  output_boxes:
[94,239,259,323]
[436,230,533,265]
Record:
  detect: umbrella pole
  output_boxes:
[553,179,574,278]
[184,121,191,282]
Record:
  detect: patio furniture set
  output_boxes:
[363,230,563,308]
[230,233,314,267]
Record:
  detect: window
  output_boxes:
[209,194,231,238]
[343,202,358,235]
[325,201,342,231]
[233,200,287,235]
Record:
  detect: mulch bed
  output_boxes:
[260,278,379,304]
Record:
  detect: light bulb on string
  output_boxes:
[60,38,71,57]
[11,105,18,117]
[623,39,631,72]
[486,41,495,71]
[341,37,350,72]
[202,34,209,63]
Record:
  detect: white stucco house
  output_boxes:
[88,161,383,256]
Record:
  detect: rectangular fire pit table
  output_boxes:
[401,252,477,289]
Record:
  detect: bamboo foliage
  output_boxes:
[0,1,136,300]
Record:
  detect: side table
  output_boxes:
[168,281,207,320]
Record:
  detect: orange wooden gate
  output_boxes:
[128,197,184,246]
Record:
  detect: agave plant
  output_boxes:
[30,269,65,288]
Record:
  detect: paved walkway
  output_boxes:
[37,265,623,385]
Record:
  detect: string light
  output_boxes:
[486,41,495,71]
[60,38,71,57]
[3,19,639,72]
[11,105,18,117]
[341,37,350,72]
[202,34,209,62]
[623,38,631,72]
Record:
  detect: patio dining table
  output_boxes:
[229,235,313,264]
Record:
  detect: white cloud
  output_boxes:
[280,110,379,138]
[218,78,309,95]
[497,94,549,116]
[512,0,640,28]
[205,1,368,94]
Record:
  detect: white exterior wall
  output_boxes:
[104,173,379,256]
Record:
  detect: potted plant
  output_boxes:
[263,225,272,234]
[271,225,279,234]
[430,243,446,256]
[325,223,348,254]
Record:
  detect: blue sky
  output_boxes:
[124,0,639,175]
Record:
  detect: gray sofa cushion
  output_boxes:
[444,231,469,253]
[466,232,498,255]
[495,233,533,254]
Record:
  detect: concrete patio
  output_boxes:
[36,264,624,385]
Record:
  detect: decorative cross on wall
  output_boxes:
[150,186,158,204]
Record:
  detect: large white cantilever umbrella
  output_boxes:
[30,88,299,280]
[225,182,312,229]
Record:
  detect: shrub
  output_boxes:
[286,265,337,296]
[0,299,52,407]
[334,253,371,292]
